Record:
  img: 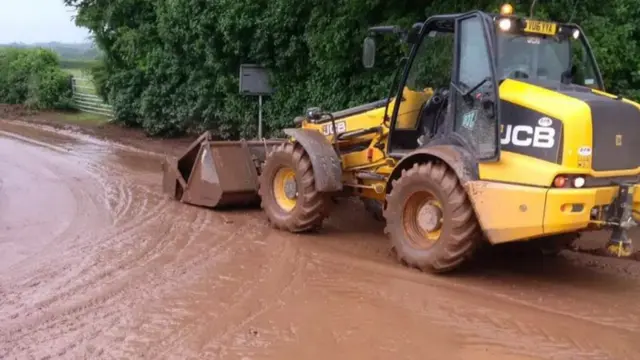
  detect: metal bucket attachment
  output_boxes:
[162,131,284,208]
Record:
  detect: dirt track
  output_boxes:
[1,119,640,359]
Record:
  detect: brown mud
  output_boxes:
[1,110,640,359]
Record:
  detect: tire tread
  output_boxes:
[258,142,331,233]
[383,161,481,273]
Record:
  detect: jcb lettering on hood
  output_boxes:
[500,124,555,148]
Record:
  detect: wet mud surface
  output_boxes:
[1,118,640,359]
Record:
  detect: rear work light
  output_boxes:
[553,175,567,188]
[553,175,586,188]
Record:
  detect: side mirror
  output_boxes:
[362,36,376,69]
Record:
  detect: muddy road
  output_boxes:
[1,120,639,359]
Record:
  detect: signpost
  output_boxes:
[239,64,274,139]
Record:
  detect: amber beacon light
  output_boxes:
[500,3,514,15]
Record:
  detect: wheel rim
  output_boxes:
[273,167,297,212]
[402,190,443,249]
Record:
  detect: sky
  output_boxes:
[0,0,91,44]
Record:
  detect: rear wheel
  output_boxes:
[383,161,482,273]
[258,142,331,232]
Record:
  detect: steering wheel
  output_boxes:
[417,87,449,146]
[502,64,531,80]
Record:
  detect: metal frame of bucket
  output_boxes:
[162,131,284,208]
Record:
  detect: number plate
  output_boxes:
[524,20,557,36]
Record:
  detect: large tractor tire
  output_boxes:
[383,161,482,273]
[258,142,332,232]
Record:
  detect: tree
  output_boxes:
[62,0,640,137]
[0,47,73,110]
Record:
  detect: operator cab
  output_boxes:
[364,3,604,161]
[494,9,603,90]
[366,11,501,160]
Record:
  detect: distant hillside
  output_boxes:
[0,42,101,60]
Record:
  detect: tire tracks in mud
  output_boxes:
[148,231,306,360]
[0,150,121,299]
[3,123,640,359]
[1,199,196,353]
[2,180,287,360]
[0,137,201,356]
[88,217,301,359]
[303,219,640,332]
[300,250,637,360]
[0,142,111,274]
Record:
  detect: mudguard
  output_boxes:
[283,128,343,192]
[386,144,479,194]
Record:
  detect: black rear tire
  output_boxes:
[383,161,482,273]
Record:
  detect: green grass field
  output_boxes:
[64,68,86,78]
[64,68,97,95]
[59,59,99,70]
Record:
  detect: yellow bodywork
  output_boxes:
[466,181,640,244]
[300,86,431,201]
[474,79,640,243]
[302,87,432,169]
[297,80,640,245]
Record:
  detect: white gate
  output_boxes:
[70,76,114,118]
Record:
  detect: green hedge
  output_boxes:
[64,0,640,138]
[0,47,73,110]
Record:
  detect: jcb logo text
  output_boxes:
[322,121,347,136]
[500,125,555,149]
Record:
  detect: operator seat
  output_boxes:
[417,88,449,146]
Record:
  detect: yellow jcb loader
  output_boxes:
[162,4,640,273]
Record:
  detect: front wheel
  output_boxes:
[258,142,332,232]
[383,161,482,273]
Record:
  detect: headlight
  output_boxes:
[572,29,580,39]
[498,18,512,31]
[574,176,586,188]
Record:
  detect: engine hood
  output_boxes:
[554,87,640,171]
[498,79,640,171]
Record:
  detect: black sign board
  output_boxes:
[239,64,273,96]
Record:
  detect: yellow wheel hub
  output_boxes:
[402,191,443,249]
[273,167,298,212]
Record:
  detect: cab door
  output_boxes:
[450,13,501,161]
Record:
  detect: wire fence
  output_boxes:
[70,76,114,118]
